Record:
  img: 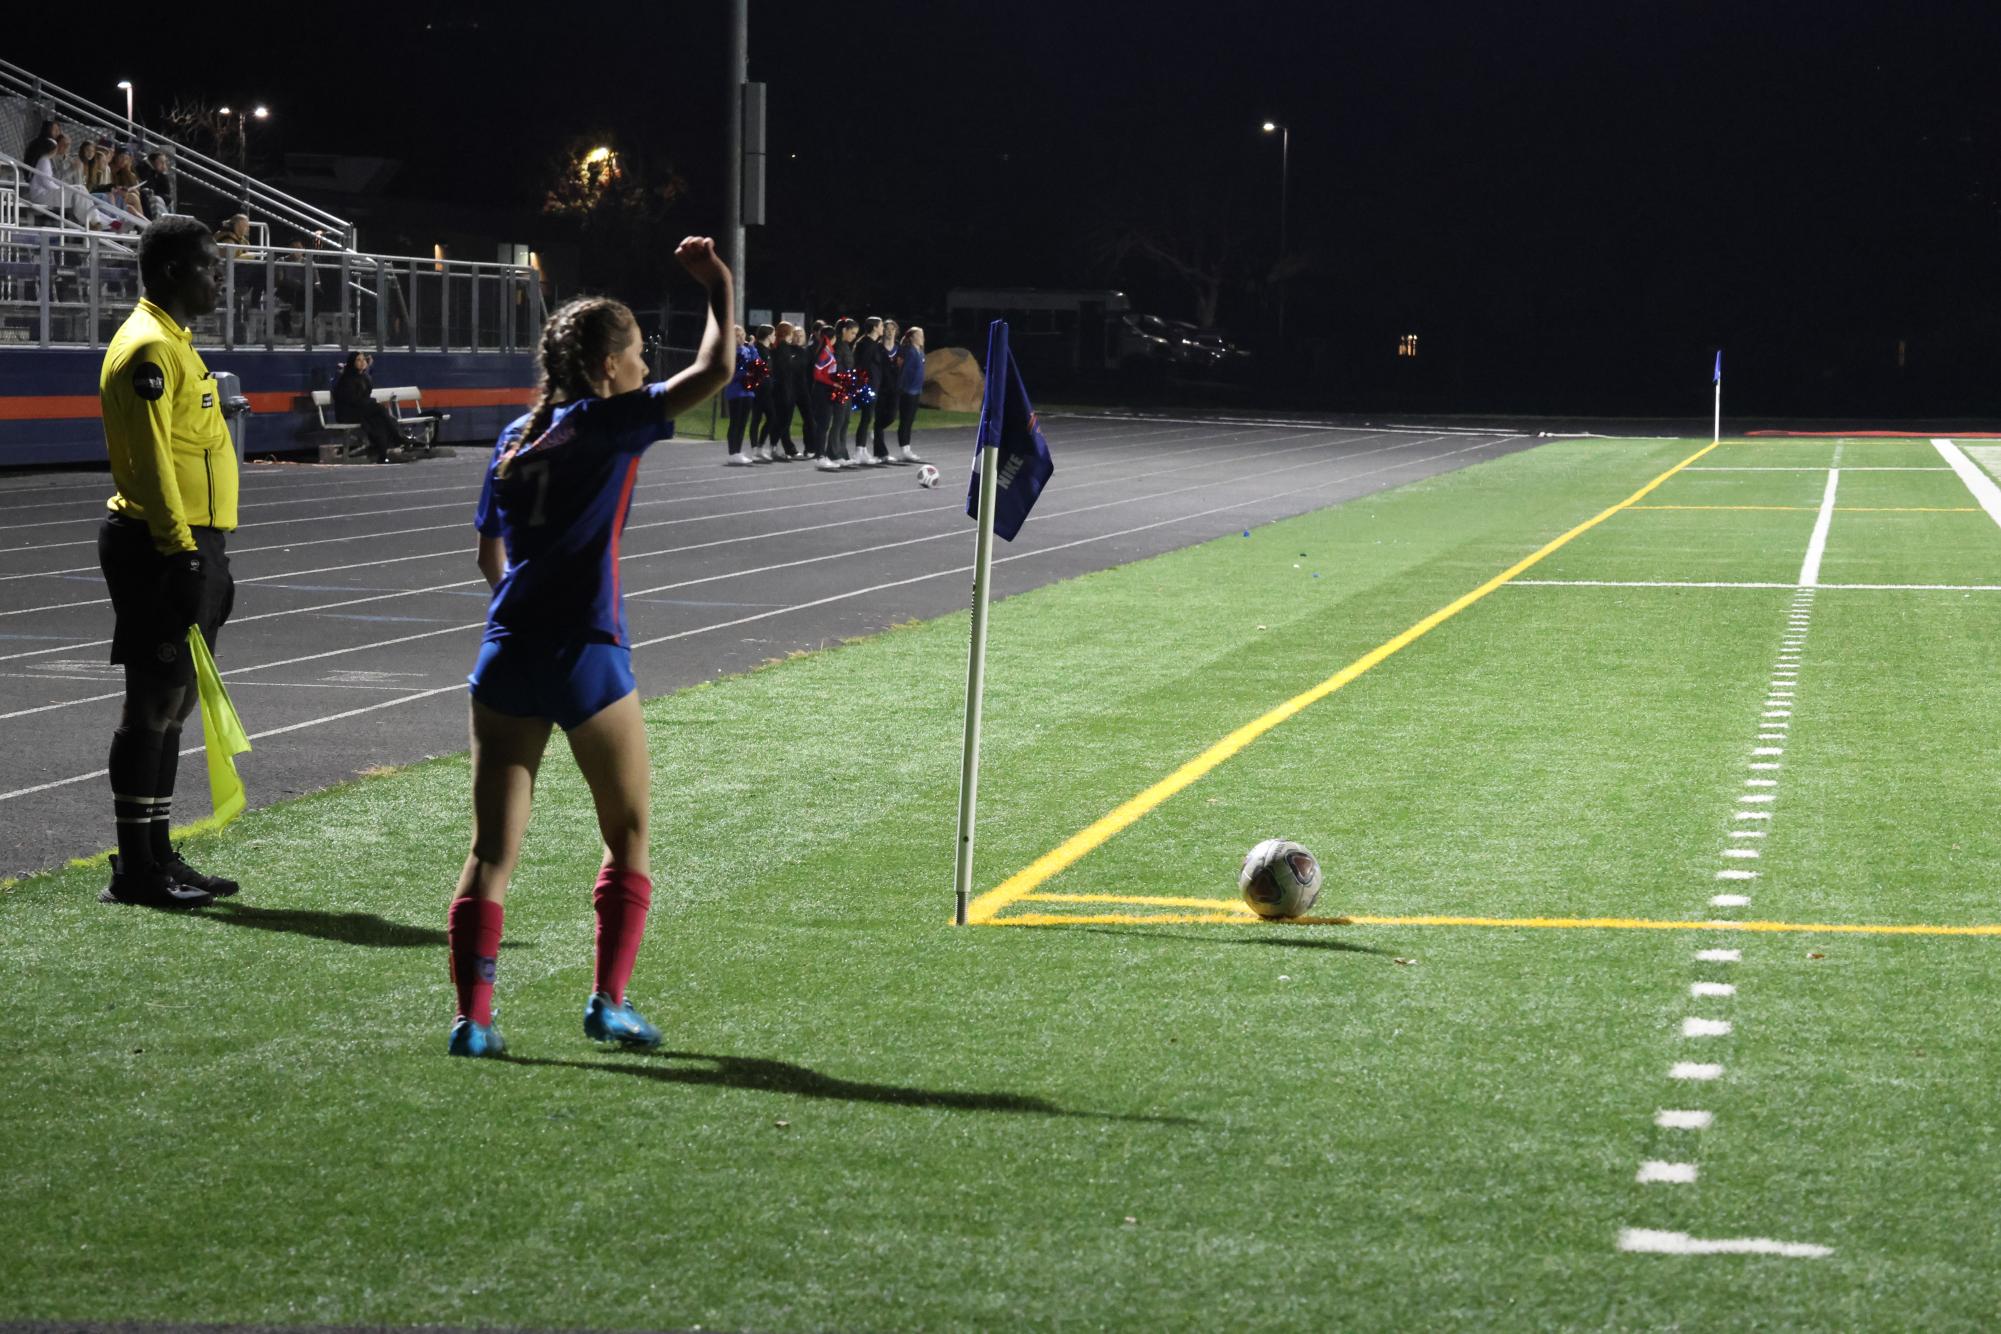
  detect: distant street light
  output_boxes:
[1262,120,1292,337]
[216,103,272,182]
[116,80,133,144]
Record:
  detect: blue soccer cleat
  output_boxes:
[584,993,662,1049]
[447,1017,507,1058]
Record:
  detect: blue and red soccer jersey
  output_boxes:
[474,382,675,647]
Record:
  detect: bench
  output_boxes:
[307,386,455,463]
[375,385,451,449]
[307,389,367,463]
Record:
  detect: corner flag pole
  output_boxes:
[953,324,1006,925]
[1712,349,1723,444]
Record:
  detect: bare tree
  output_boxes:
[542,133,689,303]
[1099,198,1257,330]
[160,99,240,166]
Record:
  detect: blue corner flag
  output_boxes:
[968,320,1054,542]
[1714,349,1722,383]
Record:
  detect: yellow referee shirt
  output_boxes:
[101,297,238,554]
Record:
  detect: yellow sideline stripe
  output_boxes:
[963,440,1722,926]
[1630,504,1980,513]
[997,901,2001,937]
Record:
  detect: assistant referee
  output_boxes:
[95,216,242,909]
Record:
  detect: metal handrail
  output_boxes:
[0,221,541,354]
[0,57,353,247]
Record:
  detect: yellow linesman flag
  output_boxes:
[186,627,251,824]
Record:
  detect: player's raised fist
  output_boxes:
[673,237,731,289]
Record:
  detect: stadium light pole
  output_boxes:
[1262,120,1290,338]
[117,81,133,145]
[726,0,748,318]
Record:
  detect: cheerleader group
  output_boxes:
[721,317,928,472]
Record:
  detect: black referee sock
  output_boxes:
[108,726,166,874]
[149,726,182,864]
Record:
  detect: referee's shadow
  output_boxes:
[199,900,483,950]
[502,1051,1196,1125]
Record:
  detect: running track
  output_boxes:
[0,415,1534,878]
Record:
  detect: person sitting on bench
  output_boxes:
[332,351,410,463]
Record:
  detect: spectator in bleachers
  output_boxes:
[71,141,102,189]
[21,134,96,228]
[214,214,257,259]
[105,168,145,220]
[332,350,411,464]
[133,156,170,220]
[139,151,172,200]
[35,121,81,186]
[76,139,109,190]
[273,234,311,335]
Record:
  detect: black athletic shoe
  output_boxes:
[100,861,213,910]
[111,851,237,899]
[160,849,240,898]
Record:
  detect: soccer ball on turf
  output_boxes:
[1239,839,1323,919]
[916,463,941,488]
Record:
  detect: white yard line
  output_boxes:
[1931,438,2001,529]
[1636,1161,1699,1184]
[1795,470,1840,587]
[1618,1228,1831,1258]
[1655,1110,1715,1129]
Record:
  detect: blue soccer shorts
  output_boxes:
[467,636,635,731]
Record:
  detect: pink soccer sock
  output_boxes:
[447,896,505,1025]
[592,867,654,1004]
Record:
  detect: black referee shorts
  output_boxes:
[98,514,235,684]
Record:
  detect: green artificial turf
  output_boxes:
[3,436,2000,1329]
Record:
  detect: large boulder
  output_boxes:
[921,347,984,413]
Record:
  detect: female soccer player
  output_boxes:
[447,236,734,1058]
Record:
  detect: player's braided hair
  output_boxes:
[498,296,634,477]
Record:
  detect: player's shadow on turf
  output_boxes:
[1080,927,1393,956]
[199,901,474,949]
[504,1052,1196,1125]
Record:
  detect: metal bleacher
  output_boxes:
[0,58,543,357]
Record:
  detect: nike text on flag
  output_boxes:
[967,320,1054,542]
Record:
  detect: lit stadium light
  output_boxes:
[252,106,270,120]
[218,106,231,116]
[1261,120,1277,133]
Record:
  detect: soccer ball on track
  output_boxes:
[1239,839,1323,919]
[916,464,941,488]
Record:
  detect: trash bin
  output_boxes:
[212,370,253,461]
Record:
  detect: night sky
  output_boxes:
[15,1,2001,416]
